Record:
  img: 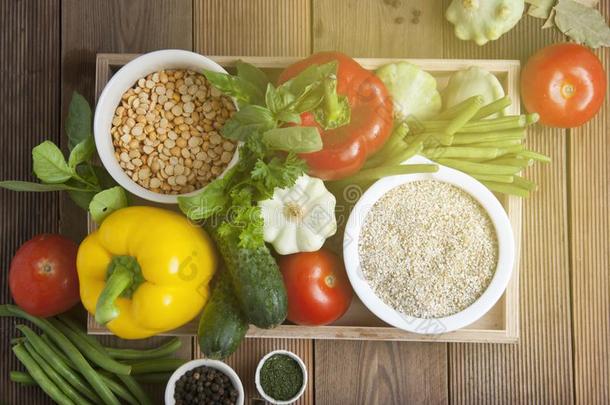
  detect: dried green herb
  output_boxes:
[554,0,610,48]
[259,354,303,401]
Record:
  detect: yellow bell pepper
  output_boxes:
[77,206,216,339]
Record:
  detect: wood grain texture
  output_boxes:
[315,341,448,405]
[0,1,60,404]
[311,2,449,404]
[569,5,610,403]
[313,0,445,57]
[194,338,314,404]
[442,7,575,405]
[60,0,193,242]
[194,0,311,56]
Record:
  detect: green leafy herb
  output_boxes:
[553,0,610,48]
[236,61,270,97]
[262,127,322,153]
[526,0,557,19]
[68,190,98,210]
[68,136,95,168]
[203,69,265,106]
[32,141,74,184]
[221,105,276,141]
[66,92,93,150]
[89,186,128,224]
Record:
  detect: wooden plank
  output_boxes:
[60,0,193,242]
[315,341,448,405]
[194,338,314,404]
[0,1,61,404]
[60,2,194,404]
[194,0,311,56]
[441,5,575,404]
[311,1,449,403]
[313,0,444,57]
[569,4,610,402]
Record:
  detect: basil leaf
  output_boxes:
[68,136,95,168]
[236,61,270,96]
[292,82,326,113]
[554,0,610,48]
[203,69,264,106]
[92,165,117,189]
[0,181,84,192]
[178,172,232,220]
[68,189,97,210]
[89,186,128,224]
[262,126,322,153]
[276,110,301,124]
[221,105,276,141]
[32,141,73,184]
[265,83,296,114]
[283,61,338,96]
[66,92,92,150]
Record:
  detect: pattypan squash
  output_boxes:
[376,62,442,120]
[443,66,507,118]
[260,174,336,255]
[446,0,525,46]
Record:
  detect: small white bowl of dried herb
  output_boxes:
[94,49,240,204]
[255,350,307,404]
[344,155,515,334]
[165,358,244,405]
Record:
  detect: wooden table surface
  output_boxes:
[1,1,608,404]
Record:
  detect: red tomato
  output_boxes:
[521,43,606,128]
[9,234,80,317]
[279,249,353,326]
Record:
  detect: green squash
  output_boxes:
[446,0,525,46]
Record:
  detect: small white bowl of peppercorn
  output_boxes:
[94,49,240,204]
[165,359,244,405]
[255,350,308,404]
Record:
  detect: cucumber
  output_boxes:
[206,225,287,329]
[198,269,248,360]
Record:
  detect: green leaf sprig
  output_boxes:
[179,61,339,248]
[0,91,127,223]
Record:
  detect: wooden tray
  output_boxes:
[88,54,521,343]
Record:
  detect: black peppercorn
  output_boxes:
[174,365,238,405]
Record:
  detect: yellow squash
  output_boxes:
[77,206,216,339]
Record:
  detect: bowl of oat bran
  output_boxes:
[94,50,239,204]
[343,156,515,334]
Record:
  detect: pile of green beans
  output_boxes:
[1,304,185,405]
[407,95,549,197]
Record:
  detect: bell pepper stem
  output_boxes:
[95,264,132,325]
[323,76,341,123]
[316,76,350,129]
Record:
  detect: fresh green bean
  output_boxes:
[471,96,512,120]
[49,319,131,376]
[436,158,521,175]
[41,333,74,369]
[424,146,501,160]
[512,175,538,191]
[2,305,118,405]
[436,96,482,120]
[518,150,551,163]
[451,129,525,145]
[444,95,483,138]
[12,344,75,405]
[364,123,409,168]
[468,139,524,148]
[104,338,182,360]
[129,358,187,374]
[461,116,527,133]
[10,371,36,385]
[10,337,25,345]
[55,317,151,405]
[421,132,453,147]
[14,324,101,403]
[526,112,540,125]
[472,174,515,183]
[23,340,93,405]
[333,164,438,184]
[481,181,530,197]
[386,141,423,166]
[487,157,532,168]
[97,373,140,405]
[134,372,173,384]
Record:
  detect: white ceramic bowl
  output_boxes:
[94,49,239,204]
[343,155,515,334]
[255,350,308,404]
[164,359,244,405]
